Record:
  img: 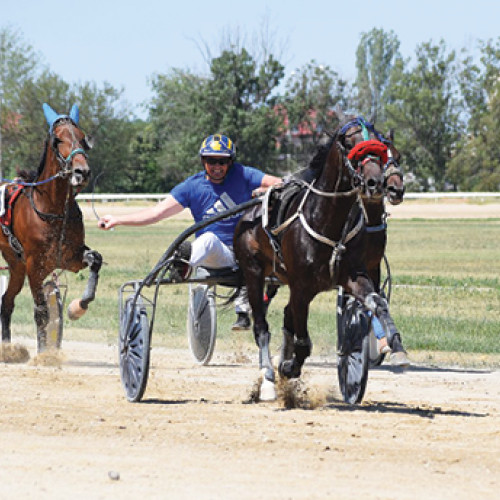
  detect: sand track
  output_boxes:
[0,340,498,499]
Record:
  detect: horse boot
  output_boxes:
[68,250,103,320]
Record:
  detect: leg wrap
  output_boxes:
[80,271,99,309]
[294,336,312,363]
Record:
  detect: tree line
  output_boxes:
[1,26,499,193]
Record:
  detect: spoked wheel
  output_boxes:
[43,279,64,350]
[336,290,370,404]
[119,295,150,402]
[187,284,217,365]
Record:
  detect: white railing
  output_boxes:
[76,192,500,202]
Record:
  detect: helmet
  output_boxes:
[199,134,236,158]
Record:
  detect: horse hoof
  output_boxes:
[67,299,87,320]
[259,378,277,401]
[279,360,301,379]
[390,351,410,368]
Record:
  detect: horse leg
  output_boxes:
[67,248,103,320]
[25,270,50,352]
[245,268,276,401]
[280,303,295,366]
[278,289,312,379]
[263,282,280,315]
[1,264,26,343]
[364,292,409,367]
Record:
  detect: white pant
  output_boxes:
[190,232,250,314]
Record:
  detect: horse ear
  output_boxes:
[43,103,59,127]
[388,128,395,141]
[69,104,80,124]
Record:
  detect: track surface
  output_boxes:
[0,340,499,500]
[1,201,499,499]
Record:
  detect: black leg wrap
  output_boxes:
[294,337,312,363]
[80,271,99,309]
[281,328,295,361]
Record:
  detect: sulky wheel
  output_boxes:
[119,295,150,402]
[336,291,370,404]
[187,284,217,365]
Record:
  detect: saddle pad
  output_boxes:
[0,185,23,227]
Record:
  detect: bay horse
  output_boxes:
[0,103,102,352]
[338,114,408,365]
[233,114,404,401]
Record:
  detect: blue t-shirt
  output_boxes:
[170,162,264,246]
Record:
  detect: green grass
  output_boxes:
[7,213,500,363]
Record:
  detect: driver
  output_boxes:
[98,134,281,330]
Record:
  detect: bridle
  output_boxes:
[338,116,404,192]
[50,118,89,179]
[25,119,89,223]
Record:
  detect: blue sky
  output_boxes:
[4,0,499,117]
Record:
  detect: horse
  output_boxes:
[0,103,102,352]
[336,114,408,365]
[233,114,405,401]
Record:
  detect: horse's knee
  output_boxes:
[254,328,270,349]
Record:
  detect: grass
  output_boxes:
[7,209,500,366]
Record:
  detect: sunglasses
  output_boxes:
[204,157,231,166]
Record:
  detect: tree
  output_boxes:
[0,26,38,178]
[447,38,500,190]
[385,41,462,190]
[280,60,350,170]
[149,47,285,188]
[354,28,402,124]
[149,68,208,187]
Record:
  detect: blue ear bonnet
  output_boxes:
[43,103,80,133]
[339,116,391,145]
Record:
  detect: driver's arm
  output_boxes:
[98,195,184,230]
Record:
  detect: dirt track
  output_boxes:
[0,339,499,500]
[1,201,499,499]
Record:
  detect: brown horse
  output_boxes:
[337,114,408,366]
[0,103,102,352]
[233,114,404,401]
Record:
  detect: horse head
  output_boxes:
[383,130,405,205]
[337,114,405,203]
[43,103,92,189]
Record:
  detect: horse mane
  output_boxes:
[292,127,340,182]
[16,136,51,183]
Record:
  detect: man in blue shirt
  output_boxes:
[99,134,281,329]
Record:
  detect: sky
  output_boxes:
[3,0,500,118]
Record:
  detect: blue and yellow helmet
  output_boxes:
[199,134,236,158]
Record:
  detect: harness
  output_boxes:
[0,185,25,260]
[260,118,401,281]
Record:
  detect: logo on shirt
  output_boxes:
[205,192,238,218]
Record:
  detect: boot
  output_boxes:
[232,312,251,331]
